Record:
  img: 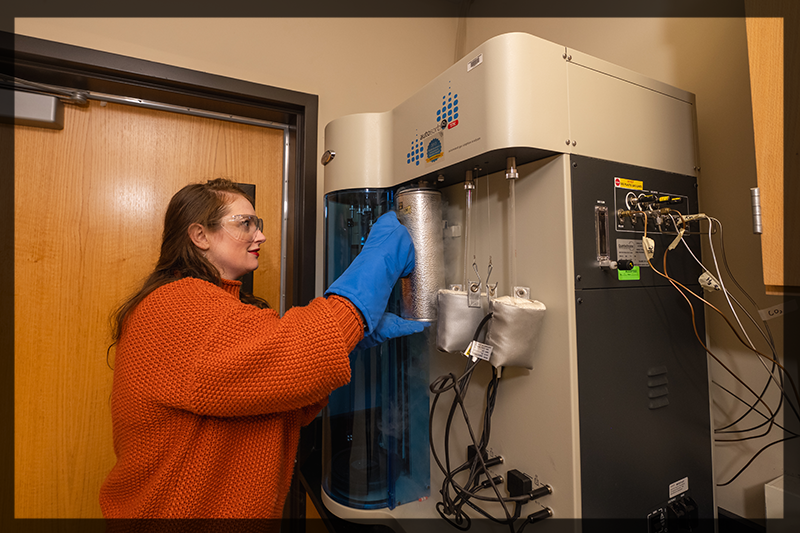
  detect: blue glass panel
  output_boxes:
[323,190,430,510]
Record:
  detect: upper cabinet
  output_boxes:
[746,15,798,294]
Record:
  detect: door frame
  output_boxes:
[3,30,318,309]
[3,30,319,524]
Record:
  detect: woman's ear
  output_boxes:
[188,223,211,251]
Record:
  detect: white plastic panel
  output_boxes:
[566,49,699,176]
[324,34,700,196]
[320,32,707,526]
[324,33,569,194]
[322,111,394,192]
[323,156,583,523]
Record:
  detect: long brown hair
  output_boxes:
[111,178,269,344]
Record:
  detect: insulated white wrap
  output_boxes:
[484,295,546,369]
[436,289,490,353]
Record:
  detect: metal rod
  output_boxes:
[87,91,291,131]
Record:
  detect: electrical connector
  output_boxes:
[507,469,532,497]
[617,260,635,271]
[528,484,553,500]
[699,272,721,291]
[525,508,553,524]
[483,456,504,468]
[642,237,655,260]
[467,445,487,463]
[668,228,685,250]
[479,475,504,490]
[467,446,504,469]
[681,213,707,222]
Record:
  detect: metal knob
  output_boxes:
[321,150,335,165]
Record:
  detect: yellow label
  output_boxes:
[615,177,643,190]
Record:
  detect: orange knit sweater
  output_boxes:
[99,277,363,520]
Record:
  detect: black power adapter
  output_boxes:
[507,469,533,497]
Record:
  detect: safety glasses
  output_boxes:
[220,214,264,242]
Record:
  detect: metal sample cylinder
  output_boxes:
[396,187,445,321]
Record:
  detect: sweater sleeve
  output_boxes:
[297,397,329,427]
[120,279,363,417]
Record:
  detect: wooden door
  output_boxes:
[15,100,285,518]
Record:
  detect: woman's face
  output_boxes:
[204,195,266,280]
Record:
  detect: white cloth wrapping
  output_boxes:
[484,295,546,370]
[435,289,490,353]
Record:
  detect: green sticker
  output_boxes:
[618,266,641,281]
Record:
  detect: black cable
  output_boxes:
[430,356,481,525]
[432,312,537,530]
[430,311,553,530]
[459,497,522,529]
[711,292,785,433]
[660,218,798,484]
[437,501,471,531]
[693,221,800,443]
[717,435,799,486]
[651,234,780,442]
[671,212,792,434]
[453,366,500,513]
[431,371,465,521]
[711,237,788,433]
[450,319,515,523]
[712,380,799,437]
[448,367,513,521]
[714,220,800,429]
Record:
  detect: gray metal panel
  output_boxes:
[570,156,714,520]
[3,89,64,129]
[575,285,714,520]
[570,155,703,291]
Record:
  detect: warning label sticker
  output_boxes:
[669,477,689,499]
[615,177,643,190]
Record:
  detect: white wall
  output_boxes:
[15,16,789,521]
[14,16,461,300]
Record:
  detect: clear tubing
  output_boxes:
[464,171,474,287]
[508,178,517,292]
[506,157,518,293]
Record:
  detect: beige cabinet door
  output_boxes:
[15,100,284,518]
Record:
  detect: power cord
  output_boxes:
[643,211,800,485]
[430,313,552,531]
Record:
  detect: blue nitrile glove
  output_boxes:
[325,211,415,335]
[355,313,429,350]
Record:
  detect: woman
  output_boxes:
[100,178,423,522]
